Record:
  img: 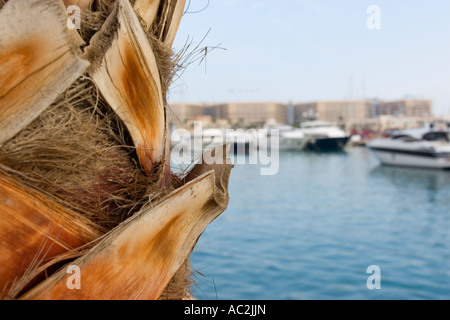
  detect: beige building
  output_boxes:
[169,99,434,130]
[169,102,288,127]
[293,99,433,130]
[293,100,370,126]
[167,103,206,125]
[374,115,428,131]
[218,102,287,126]
[376,99,432,118]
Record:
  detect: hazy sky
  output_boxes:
[169,0,450,115]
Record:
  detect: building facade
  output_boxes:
[293,100,370,127]
[167,103,205,125]
[220,102,287,126]
[169,102,288,127]
[375,99,432,118]
[168,99,433,130]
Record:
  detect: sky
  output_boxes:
[169,0,450,115]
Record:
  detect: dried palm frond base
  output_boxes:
[0,77,166,230]
[0,0,232,300]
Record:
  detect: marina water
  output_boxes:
[190,147,450,300]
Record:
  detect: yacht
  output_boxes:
[259,124,309,152]
[225,130,255,154]
[171,127,255,155]
[279,129,309,151]
[200,128,225,149]
[368,127,450,169]
[300,121,351,151]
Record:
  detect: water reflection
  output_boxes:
[193,148,450,299]
[370,165,450,191]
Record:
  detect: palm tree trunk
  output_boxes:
[0,0,232,300]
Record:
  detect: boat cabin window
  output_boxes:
[422,132,450,142]
[392,135,419,142]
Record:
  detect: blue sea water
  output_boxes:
[189,147,450,300]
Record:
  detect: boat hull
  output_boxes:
[277,137,309,152]
[304,136,350,151]
[232,142,251,154]
[369,147,450,169]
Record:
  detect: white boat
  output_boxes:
[278,129,309,151]
[171,127,255,155]
[260,124,309,152]
[225,130,256,154]
[368,127,450,169]
[170,128,191,149]
[300,121,351,151]
[201,128,225,149]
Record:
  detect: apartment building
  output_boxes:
[375,99,432,118]
[219,102,287,126]
[167,103,205,124]
[169,102,287,127]
[293,100,370,125]
[168,99,433,129]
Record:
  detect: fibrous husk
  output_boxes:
[20,152,232,300]
[0,0,185,230]
[0,76,168,230]
[0,0,231,300]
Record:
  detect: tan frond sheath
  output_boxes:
[21,149,231,300]
[89,0,165,175]
[0,170,102,299]
[0,0,232,300]
[0,0,89,145]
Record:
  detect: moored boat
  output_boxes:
[300,121,350,151]
[259,124,309,152]
[368,127,450,169]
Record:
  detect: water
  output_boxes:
[189,147,450,300]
